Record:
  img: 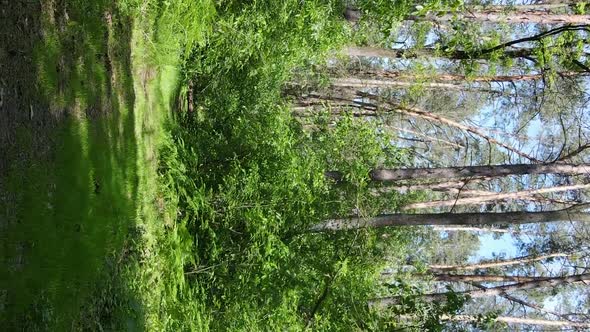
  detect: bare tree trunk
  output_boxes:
[346,25,588,64]
[344,3,578,24]
[370,273,590,307]
[345,46,533,61]
[310,204,590,232]
[441,315,590,328]
[536,0,585,5]
[428,252,572,272]
[331,77,501,93]
[430,225,526,234]
[430,273,548,283]
[344,69,586,83]
[403,183,590,210]
[325,163,590,183]
[410,12,590,25]
[480,4,578,12]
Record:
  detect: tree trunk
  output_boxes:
[370,273,590,307]
[331,77,504,94]
[403,183,590,210]
[346,25,588,63]
[343,69,587,83]
[430,273,548,283]
[310,205,590,232]
[441,315,590,328]
[428,252,572,272]
[430,225,527,234]
[345,46,533,61]
[410,12,590,25]
[326,163,590,183]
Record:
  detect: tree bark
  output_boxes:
[403,183,590,210]
[430,225,527,234]
[428,252,572,272]
[310,205,590,232]
[343,69,587,83]
[331,77,504,94]
[345,46,533,61]
[430,273,548,283]
[441,314,590,328]
[370,273,590,308]
[346,25,590,63]
[325,163,590,183]
[410,12,590,25]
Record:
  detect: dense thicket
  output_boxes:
[159,0,590,330]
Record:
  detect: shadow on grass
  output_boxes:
[1,0,142,329]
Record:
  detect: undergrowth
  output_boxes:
[149,0,421,330]
[3,0,447,330]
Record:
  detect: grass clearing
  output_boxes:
[3,1,427,330]
[0,0,208,329]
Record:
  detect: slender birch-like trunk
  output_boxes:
[340,69,586,83]
[441,315,590,328]
[409,12,590,25]
[370,273,590,307]
[403,183,590,210]
[429,273,547,283]
[428,252,572,272]
[325,163,590,183]
[310,205,590,232]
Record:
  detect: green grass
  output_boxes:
[1,1,138,329]
[0,0,201,329]
[2,1,434,330]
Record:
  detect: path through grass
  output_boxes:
[0,0,205,329]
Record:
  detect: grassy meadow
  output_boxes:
[1,1,423,330]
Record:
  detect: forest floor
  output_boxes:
[0,1,185,329]
[2,1,409,330]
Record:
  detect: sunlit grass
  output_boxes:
[1,0,143,329]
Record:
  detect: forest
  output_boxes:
[1,0,589,331]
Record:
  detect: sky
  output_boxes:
[471,232,519,263]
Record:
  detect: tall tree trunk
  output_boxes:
[342,69,586,83]
[326,163,590,183]
[370,273,590,307]
[310,205,590,232]
[429,273,548,283]
[403,183,590,210]
[345,46,533,61]
[331,77,501,93]
[430,226,525,234]
[345,3,578,24]
[346,25,589,64]
[410,12,590,25]
[441,315,590,328]
[428,252,572,272]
